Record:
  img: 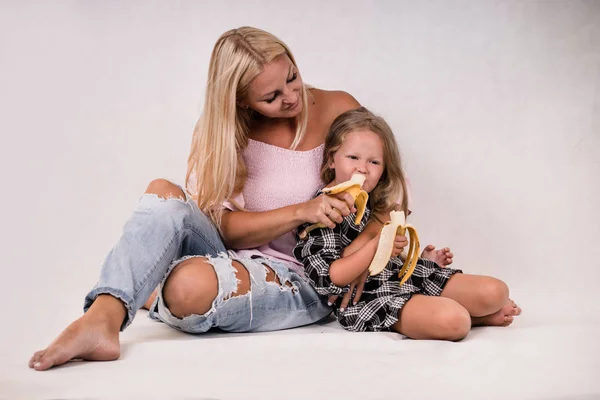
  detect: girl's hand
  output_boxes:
[328,232,407,310]
[392,233,408,257]
[421,245,454,266]
[298,192,356,228]
[327,269,368,311]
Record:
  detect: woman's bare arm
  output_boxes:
[222,89,361,250]
[220,206,304,249]
[220,192,355,249]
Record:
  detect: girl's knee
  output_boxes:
[145,178,185,200]
[479,277,509,311]
[163,257,218,318]
[437,305,471,341]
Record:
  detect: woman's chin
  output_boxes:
[286,104,303,118]
[259,104,302,119]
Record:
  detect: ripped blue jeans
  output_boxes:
[83,190,331,333]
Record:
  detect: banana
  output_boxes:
[368,210,420,286]
[298,173,369,239]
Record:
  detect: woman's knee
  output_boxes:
[163,258,252,318]
[163,258,219,318]
[145,178,185,200]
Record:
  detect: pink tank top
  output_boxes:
[223,138,325,274]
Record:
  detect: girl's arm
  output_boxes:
[329,222,381,287]
[331,214,408,287]
[341,219,382,257]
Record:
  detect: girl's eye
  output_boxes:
[347,155,358,160]
[265,95,277,104]
[287,73,298,83]
[371,160,381,165]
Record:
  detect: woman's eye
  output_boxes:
[287,73,298,83]
[265,95,277,104]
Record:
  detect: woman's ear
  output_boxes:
[236,100,248,109]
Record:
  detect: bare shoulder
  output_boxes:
[308,88,361,130]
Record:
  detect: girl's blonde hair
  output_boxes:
[186,27,309,228]
[320,107,408,216]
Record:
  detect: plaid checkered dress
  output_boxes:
[293,196,461,332]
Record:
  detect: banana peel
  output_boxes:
[368,210,420,286]
[298,173,369,239]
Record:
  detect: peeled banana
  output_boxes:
[368,210,420,286]
[298,173,369,239]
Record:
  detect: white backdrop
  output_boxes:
[1,0,599,396]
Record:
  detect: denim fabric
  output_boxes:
[84,190,331,332]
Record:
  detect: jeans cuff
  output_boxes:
[83,287,135,331]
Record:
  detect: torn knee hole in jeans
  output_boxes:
[223,261,251,300]
[262,264,297,293]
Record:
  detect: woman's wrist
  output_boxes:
[291,202,307,226]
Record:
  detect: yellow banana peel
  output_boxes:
[298,173,369,239]
[368,210,420,286]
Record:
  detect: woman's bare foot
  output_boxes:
[472,300,522,327]
[421,244,454,266]
[28,295,125,371]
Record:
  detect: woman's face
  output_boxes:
[242,54,304,119]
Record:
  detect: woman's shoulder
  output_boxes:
[309,88,360,117]
[307,88,361,138]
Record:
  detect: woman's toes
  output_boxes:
[29,350,45,368]
[34,350,59,371]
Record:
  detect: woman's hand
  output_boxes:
[297,192,356,228]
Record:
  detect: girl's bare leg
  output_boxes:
[440,274,521,327]
[392,294,471,341]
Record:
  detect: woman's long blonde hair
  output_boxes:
[186,27,309,228]
[320,107,409,216]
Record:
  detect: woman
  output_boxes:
[29,27,519,371]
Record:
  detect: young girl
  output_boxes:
[294,107,517,339]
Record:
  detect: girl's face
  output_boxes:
[242,54,304,119]
[329,129,385,193]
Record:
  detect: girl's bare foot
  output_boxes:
[421,244,454,266]
[28,295,124,371]
[472,300,522,327]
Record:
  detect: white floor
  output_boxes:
[2,291,599,400]
[1,1,599,399]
